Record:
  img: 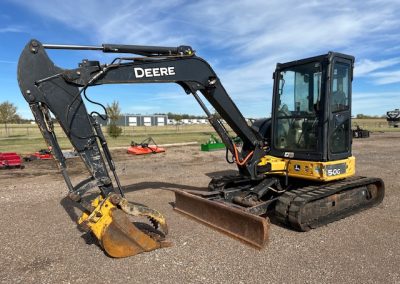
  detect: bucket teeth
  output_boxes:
[116,196,168,235]
[148,216,159,230]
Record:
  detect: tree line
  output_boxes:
[355,114,388,119]
[0,101,33,134]
[0,100,391,133]
[0,101,30,124]
[160,112,207,120]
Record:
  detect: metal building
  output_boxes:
[94,114,168,126]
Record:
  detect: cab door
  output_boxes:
[328,56,353,161]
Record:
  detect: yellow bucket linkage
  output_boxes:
[78,194,171,258]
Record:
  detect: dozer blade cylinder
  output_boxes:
[174,190,269,249]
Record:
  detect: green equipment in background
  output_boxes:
[201,134,242,151]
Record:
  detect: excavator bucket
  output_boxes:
[174,190,270,249]
[101,209,169,257]
[79,194,171,258]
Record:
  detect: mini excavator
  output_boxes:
[18,39,384,257]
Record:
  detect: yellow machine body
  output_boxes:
[258,155,356,182]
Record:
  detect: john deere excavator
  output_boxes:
[17,39,384,257]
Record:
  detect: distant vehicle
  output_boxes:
[386,109,400,128]
[352,125,370,138]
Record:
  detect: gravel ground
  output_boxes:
[0,132,399,283]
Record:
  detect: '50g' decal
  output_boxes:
[327,168,341,176]
[326,163,346,176]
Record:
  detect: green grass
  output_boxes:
[0,124,218,153]
[1,119,398,153]
[351,118,399,132]
[0,124,216,138]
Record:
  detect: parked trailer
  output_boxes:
[0,152,24,169]
[387,109,400,128]
[352,125,370,138]
[24,149,53,162]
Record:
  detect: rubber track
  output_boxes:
[275,176,384,231]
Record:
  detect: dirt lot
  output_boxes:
[0,132,399,283]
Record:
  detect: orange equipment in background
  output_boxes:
[127,137,165,155]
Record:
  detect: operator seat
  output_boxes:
[276,104,291,148]
[331,90,347,112]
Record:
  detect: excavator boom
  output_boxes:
[17,39,271,254]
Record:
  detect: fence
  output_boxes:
[1,119,397,139]
[0,123,216,139]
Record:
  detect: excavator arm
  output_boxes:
[19,40,266,180]
[17,39,269,256]
[68,45,268,176]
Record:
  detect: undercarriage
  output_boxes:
[175,175,384,247]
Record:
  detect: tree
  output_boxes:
[106,100,122,138]
[356,113,382,119]
[166,112,207,121]
[0,101,20,135]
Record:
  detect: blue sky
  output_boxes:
[0,0,399,119]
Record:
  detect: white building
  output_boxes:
[95,114,168,126]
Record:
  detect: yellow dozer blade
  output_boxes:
[174,190,270,248]
[79,194,171,258]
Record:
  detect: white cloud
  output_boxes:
[369,70,400,85]
[353,91,400,115]
[9,0,400,116]
[355,58,400,76]
[9,0,189,45]
[12,0,400,53]
[0,25,24,33]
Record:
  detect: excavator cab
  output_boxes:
[270,52,353,162]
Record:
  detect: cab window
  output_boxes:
[331,63,350,112]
